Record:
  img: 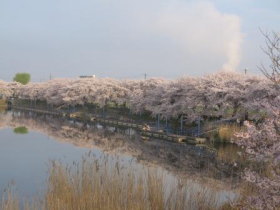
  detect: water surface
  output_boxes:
[0,111,239,205]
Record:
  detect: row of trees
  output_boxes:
[0,71,278,123]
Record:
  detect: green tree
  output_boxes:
[13,73,31,85]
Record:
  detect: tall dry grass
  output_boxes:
[1,185,19,210]
[0,99,7,112]
[216,144,244,164]
[1,153,232,210]
[0,99,7,106]
[218,124,244,142]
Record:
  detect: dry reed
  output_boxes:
[218,125,243,142]
[1,153,231,210]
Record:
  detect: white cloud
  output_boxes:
[154,1,243,71]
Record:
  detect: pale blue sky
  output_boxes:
[0,0,279,81]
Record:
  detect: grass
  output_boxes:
[1,186,19,210]
[216,143,243,164]
[218,124,244,142]
[0,99,7,111]
[0,99,7,106]
[0,153,234,210]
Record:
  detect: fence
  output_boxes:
[8,98,238,138]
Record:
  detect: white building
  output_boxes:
[79,75,96,79]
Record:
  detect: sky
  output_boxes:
[0,0,279,81]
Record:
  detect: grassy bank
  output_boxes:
[204,124,244,143]
[0,99,7,112]
[1,154,235,210]
[218,125,244,142]
[0,99,7,107]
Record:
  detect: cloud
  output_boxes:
[0,0,245,81]
[154,1,243,71]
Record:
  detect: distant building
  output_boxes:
[79,75,96,79]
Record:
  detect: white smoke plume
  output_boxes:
[155,1,243,72]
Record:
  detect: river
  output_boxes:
[0,110,240,207]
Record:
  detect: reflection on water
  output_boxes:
[0,127,92,198]
[13,126,29,134]
[0,111,241,206]
[215,143,244,164]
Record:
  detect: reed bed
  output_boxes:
[1,153,233,210]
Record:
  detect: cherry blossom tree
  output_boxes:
[0,80,21,98]
[259,30,280,85]
[2,72,278,125]
[232,31,280,210]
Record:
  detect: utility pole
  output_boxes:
[244,68,248,75]
[144,73,147,80]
